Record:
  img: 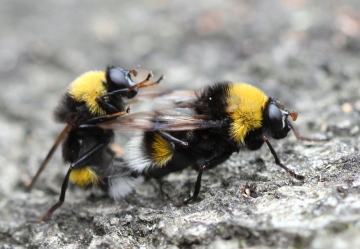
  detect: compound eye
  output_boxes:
[108,67,129,88]
[268,104,283,132]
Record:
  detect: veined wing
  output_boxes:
[97,108,224,132]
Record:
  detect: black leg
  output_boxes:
[36,142,108,222]
[69,143,107,169]
[175,166,206,206]
[262,136,305,181]
[158,132,188,147]
[95,96,127,114]
[37,168,72,222]
[175,152,232,206]
[27,124,72,191]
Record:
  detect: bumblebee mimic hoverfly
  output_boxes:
[98,81,327,205]
[28,66,164,222]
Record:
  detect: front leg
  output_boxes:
[262,136,305,181]
[95,94,126,114]
[80,106,130,125]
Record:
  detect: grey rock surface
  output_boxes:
[1,0,360,248]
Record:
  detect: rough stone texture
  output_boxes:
[1,0,360,248]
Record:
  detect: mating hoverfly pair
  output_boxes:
[27,66,325,222]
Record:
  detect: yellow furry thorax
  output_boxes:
[68,71,107,116]
[226,83,269,144]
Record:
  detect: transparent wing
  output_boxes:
[97,108,224,132]
[125,88,197,109]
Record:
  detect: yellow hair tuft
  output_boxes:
[69,167,99,187]
[151,134,174,167]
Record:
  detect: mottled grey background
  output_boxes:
[1,0,360,248]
